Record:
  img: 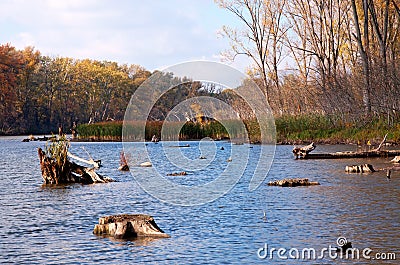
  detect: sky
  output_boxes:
[0,0,251,72]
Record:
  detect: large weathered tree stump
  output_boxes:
[93,214,170,239]
[38,148,114,184]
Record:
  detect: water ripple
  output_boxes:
[0,139,399,264]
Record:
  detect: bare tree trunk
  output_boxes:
[351,0,371,114]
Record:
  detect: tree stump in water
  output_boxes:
[38,147,114,184]
[118,151,130,171]
[293,142,316,159]
[93,214,170,239]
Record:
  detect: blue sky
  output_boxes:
[0,0,250,71]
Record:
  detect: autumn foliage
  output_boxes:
[0,44,151,134]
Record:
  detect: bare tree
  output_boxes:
[216,0,288,111]
[350,0,371,114]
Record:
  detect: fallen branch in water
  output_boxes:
[372,133,388,152]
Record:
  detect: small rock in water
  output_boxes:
[167,171,187,176]
[140,161,152,167]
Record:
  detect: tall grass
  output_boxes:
[77,121,123,141]
[275,114,400,144]
[78,120,250,141]
[77,115,400,144]
[44,135,69,167]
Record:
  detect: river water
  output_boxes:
[0,137,398,264]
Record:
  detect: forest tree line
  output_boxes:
[0,44,152,134]
[0,44,248,135]
[216,0,400,122]
[1,0,400,135]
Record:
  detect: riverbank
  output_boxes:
[73,115,400,145]
[275,115,400,145]
[14,115,400,145]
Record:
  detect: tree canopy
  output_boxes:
[0,44,152,134]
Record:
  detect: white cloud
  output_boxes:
[0,0,250,72]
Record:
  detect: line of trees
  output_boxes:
[0,44,151,134]
[2,0,400,135]
[0,44,243,135]
[216,0,400,122]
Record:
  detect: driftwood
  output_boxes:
[391,156,400,163]
[167,171,187,176]
[93,214,169,239]
[294,134,400,159]
[38,148,114,184]
[268,178,320,187]
[345,164,375,173]
[293,142,316,159]
[371,133,388,152]
[23,135,56,142]
[301,150,400,159]
[67,151,101,168]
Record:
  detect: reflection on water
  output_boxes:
[95,234,165,247]
[0,137,399,264]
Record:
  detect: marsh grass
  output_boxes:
[275,114,400,144]
[76,115,400,144]
[44,135,69,167]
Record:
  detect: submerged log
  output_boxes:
[93,214,169,239]
[140,161,152,167]
[300,150,400,159]
[295,134,400,159]
[38,148,114,184]
[268,178,320,187]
